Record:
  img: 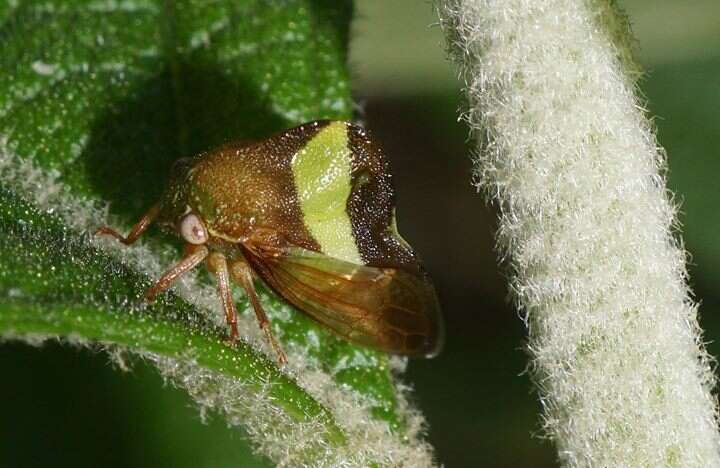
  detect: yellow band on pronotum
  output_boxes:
[291,122,363,264]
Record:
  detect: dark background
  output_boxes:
[2,1,719,466]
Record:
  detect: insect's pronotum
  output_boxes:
[96,121,444,365]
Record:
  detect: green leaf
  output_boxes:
[0,1,427,465]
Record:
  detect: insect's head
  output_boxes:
[155,157,210,245]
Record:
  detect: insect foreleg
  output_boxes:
[207,252,240,342]
[94,203,161,245]
[144,244,208,302]
[230,259,288,366]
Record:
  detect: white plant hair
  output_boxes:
[437,0,720,466]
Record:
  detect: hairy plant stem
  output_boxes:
[437,0,720,466]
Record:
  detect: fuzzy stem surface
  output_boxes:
[438,0,720,466]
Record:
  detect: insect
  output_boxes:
[96,120,444,364]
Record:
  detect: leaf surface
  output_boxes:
[0,1,414,464]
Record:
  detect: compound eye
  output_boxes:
[179,213,208,245]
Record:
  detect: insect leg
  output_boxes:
[206,252,239,342]
[230,259,288,366]
[94,203,161,245]
[144,244,208,302]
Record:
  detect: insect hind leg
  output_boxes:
[230,259,288,366]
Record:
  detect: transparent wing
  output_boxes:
[242,242,444,357]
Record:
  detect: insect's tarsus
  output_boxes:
[93,203,161,245]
